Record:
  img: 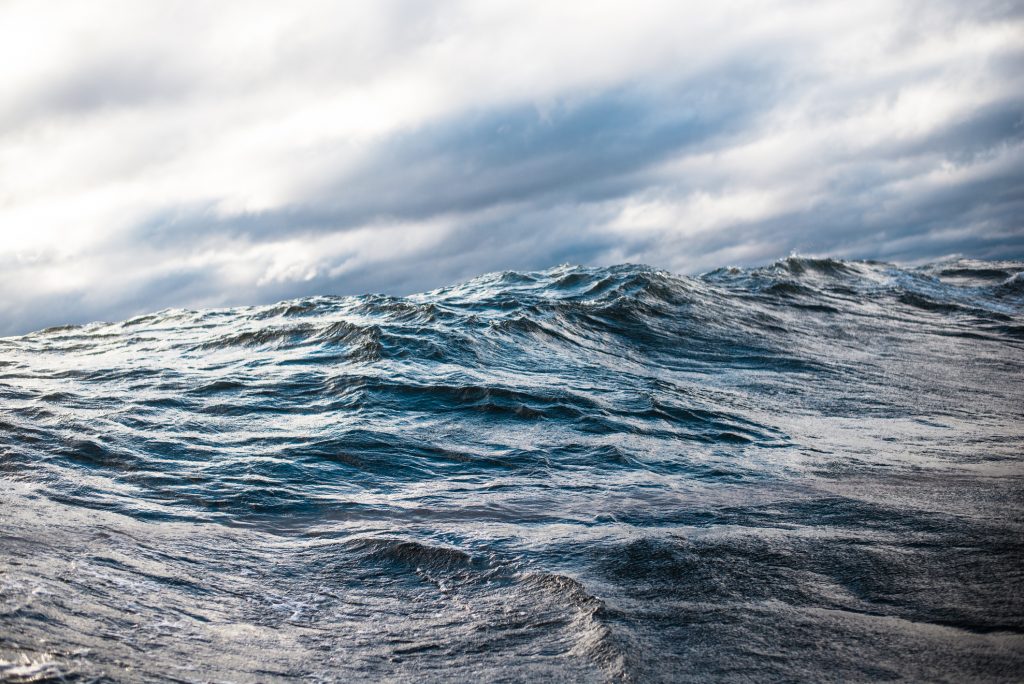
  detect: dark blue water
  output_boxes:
[1,257,1023,682]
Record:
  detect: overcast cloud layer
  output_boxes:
[1,0,1022,335]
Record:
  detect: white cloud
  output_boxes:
[0,0,1021,334]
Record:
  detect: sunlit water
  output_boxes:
[1,257,1022,682]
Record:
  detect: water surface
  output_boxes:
[1,257,1022,681]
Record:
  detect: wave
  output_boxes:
[1,257,1022,681]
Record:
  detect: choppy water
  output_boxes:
[1,257,1023,682]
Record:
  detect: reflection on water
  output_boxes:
[1,257,1022,681]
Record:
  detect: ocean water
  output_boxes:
[1,257,1022,682]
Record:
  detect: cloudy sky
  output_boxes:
[1,1,1022,335]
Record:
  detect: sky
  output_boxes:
[1,0,1022,335]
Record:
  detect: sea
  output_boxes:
[1,257,1022,682]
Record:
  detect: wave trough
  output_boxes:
[1,257,1023,681]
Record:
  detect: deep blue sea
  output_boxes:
[1,257,1022,682]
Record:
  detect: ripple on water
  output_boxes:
[1,258,1022,681]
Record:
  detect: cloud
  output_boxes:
[0,0,1021,335]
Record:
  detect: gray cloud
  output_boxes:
[136,69,775,246]
[0,1,1022,336]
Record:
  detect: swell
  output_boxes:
[1,257,1022,681]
